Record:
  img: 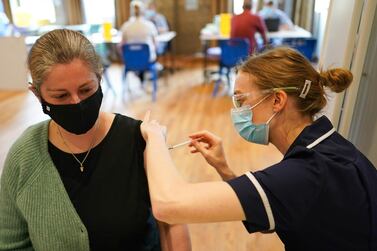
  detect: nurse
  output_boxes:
[141,47,377,250]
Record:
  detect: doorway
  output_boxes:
[348,7,377,167]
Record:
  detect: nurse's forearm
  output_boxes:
[144,132,246,224]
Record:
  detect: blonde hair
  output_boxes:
[238,47,353,117]
[27,29,102,92]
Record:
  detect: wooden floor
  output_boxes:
[0,64,284,251]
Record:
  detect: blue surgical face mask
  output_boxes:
[230,95,277,145]
[145,9,156,19]
[264,6,274,16]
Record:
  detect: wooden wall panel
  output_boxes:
[156,0,231,55]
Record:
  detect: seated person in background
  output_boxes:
[145,1,170,56]
[145,1,169,34]
[231,0,268,54]
[0,12,12,36]
[259,0,294,30]
[0,28,191,251]
[120,1,158,82]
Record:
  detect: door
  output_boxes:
[348,7,377,167]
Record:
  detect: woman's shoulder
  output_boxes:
[8,120,49,159]
[114,113,142,131]
[107,113,145,146]
[2,120,50,194]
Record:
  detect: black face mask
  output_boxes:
[41,86,103,135]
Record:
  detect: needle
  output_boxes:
[168,140,191,150]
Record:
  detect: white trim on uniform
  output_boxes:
[245,172,275,231]
[242,126,335,232]
[306,128,336,149]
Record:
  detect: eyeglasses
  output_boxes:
[232,93,250,108]
[231,87,300,108]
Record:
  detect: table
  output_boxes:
[199,26,312,82]
[199,25,311,41]
[25,31,177,46]
[268,26,311,39]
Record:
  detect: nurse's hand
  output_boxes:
[140,111,167,141]
[189,131,236,180]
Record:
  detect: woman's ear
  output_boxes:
[272,90,288,113]
[28,82,41,102]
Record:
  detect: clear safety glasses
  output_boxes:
[231,87,300,108]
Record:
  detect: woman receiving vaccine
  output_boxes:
[141,47,377,251]
[0,29,190,251]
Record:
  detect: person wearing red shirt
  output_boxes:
[231,1,268,53]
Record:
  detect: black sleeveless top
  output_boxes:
[48,114,160,251]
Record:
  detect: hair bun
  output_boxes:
[319,68,353,93]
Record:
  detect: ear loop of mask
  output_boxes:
[266,112,277,125]
[265,92,279,125]
[250,93,273,109]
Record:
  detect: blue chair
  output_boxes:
[213,38,250,96]
[121,43,158,101]
[281,37,317,61]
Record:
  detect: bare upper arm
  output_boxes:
[157,221,191,251]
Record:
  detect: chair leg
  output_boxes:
[226,68,231,88]
[122,70,130,98]
[138,71,145,87]
[163,60,169,86]
[212,66,223,97]
[153,69,158,101]
[103,69,116,96]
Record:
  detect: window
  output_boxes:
[233,0,258,15]
[10,0,56,27]
[82,0,115,25]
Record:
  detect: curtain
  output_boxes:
[65,0,84,25]
[293,0,315,32]
[211,0,229,15]
[256,0,264,12]
[2,0,12,23]
[219,0,229,13]
[115,0,131,29]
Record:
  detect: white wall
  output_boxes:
[319,0,358,126]
[0,36,28,91]
[336,0,377,137]
[348,9,377,166]
[320,0,377,138]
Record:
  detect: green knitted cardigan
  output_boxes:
[0,120,90,251]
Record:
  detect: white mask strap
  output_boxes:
[266,112,277,125]
[250,94,272,109]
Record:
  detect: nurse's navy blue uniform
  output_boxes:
[227,116,377,251]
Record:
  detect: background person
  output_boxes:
[145,1,170,56]
[120,1,158,84]
[145,1,169,34]
[231,1,268,53]
[259,0,294,30]
[0,12,12,36]
[120,0,158,62]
